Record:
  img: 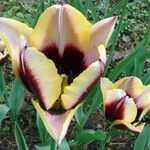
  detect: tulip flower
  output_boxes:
[0,40,8,65]
[101,77,150,133]
[0,4,117,144]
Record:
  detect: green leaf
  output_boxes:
[35,139,70,150]
[31,0,45,28]
[71,0,83,12]
[89,2,99,23]
[15,122,28,150]
[75,82,102,127]
[36,113,50,144]
[0,104,10,128]
[75,105,86,127]
[82,0,91,16]
[142,71,150,85]
[107,10,150,81]
[47,0,52,7]
[0,67,6,98]
[103,0,128,77]
[58,139,70,150]
[35,145,50,150]
[110,127,134,136]
[107,40,150,81]
[77,129,106,145]
[49,138,57,150]
[134,123,150,150]
[8,78,25,120]
[104,1,123,18]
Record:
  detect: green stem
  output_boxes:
[100,127,113,150]
[50,138,57,150]
[0,66,5,98]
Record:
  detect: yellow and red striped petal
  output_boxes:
[89,16,117,50]
[0,18,32,78]
[105,89,137,122]
[113,77,144,99]
[29,4,92,56]
[32,99,81,145]
[112,120,145,133]
[21,47,62,110]
[105,89,126,110]
[61,60,102,110]
[135,85,150,121]
[0,17,32,58]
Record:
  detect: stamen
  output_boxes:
[61,74,68,93]
[48,74,68,113]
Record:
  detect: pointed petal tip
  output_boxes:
[89,15,118,50]
[106,15,118,23]
[32,99,81,145]
[100,77,113,93]
[112,15,118,21]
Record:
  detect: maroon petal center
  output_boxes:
[105,96,127,121]
[41,44,86,84]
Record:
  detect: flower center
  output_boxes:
[48,74,69,114]
[60,74,68,93]
[42,44,86,84]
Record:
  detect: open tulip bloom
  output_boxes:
[101,77,150,133]
[0,4,117,144]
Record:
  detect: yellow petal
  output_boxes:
[89,16,117,49]
[135,85,150,121]
[61,60,102,110]
[29,5,59,51]
[0,17,32,57]
[63,5,92,53]
[29,4,92,56]
[112,120,145,133]
[32,99,81,145]
[122,98,137,122]
[113,76,144,99]
[136,85,150,109]
[100,77,113,94]
[100,78,113,111]
[112,77,130,89]
[22,47,62,110]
